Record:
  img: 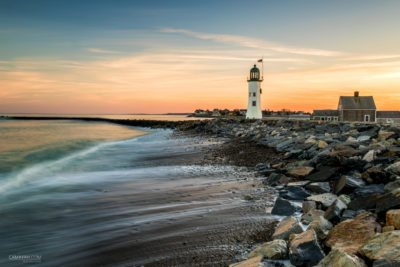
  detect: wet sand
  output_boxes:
[85,138,280,267]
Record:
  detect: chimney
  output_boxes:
[354,91,359,97]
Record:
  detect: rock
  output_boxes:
[287,166,314,179]
[325,212,381,254]
[306,182,330,194]
[335,175,366,195]
[264,173,289,186]
[378,130,395,141]
[255,163,271,171]
[358,230,400,261]
[324,199,347,223]
[384,180,400,192]
[306,166,336,182]
[383,226,395,232]
[307,216,333,240]
[247,239,287,260]
[272,216,303,241]
[289,229,325,267]
[305,136,317,144]
[386,209,400,229]
[287,181,310,187]
[341,158,367,172]
[279,186,311,201]
[355,184,385,196]
[276,139,295,152]
[346,136,357,143]
[348,184,386,211]
[316,249,367,267]
[302,201,316,213]
[307,193,338,209]
[357,135,371,142]
[363,150,376,162]
[341,210,359,221]
[301,208,325,224]
[363,166,392,184]
[338,194,351,205]
[373,259,400,267]
[271,197,297,216]
[376,188,400,214]
[229,255,263,267]
[318,140,328,149]
[386,162,400,175]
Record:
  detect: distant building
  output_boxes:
[212,108,221,117]
[246,64,263,119]
[377,111,400,124]
[338,91,376,122]
[313,91,377,122]
[312,110,339,121]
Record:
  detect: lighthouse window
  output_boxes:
[253,92,256,97]
[252,101,256,106]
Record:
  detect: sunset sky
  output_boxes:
[1,0,400,114]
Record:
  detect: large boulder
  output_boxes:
[289,229,325,267]
[264,173,290,186]
[301,208,325,224]
[358,230,400,261]
[385,162,400,175]
[229,256,263,267]
[372,259,400,267]
[307,216,333,240]
[247,239,287,260]
[302,200,317,213]
[324,199,347,223]
[386,209,400,229]
[362,166,392,184]
[305,182,330,194]
[279,186,311,200]
[384,180,400,193]
[334,175,366,194]
[307,193,338,209]
[376,188,400,214]
[306,166,336,182]
[325,212,381,254]
[272,216,303,241]
[287,166,314,179]
[348,184,386,211]
[316,249,367,267]
[271,197,297,216]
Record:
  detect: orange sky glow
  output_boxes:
[2,1,400,114]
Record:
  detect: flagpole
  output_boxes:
[262,55,264,80]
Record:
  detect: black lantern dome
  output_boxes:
[249,64,260,81]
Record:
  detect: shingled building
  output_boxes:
[313,91,377,122]
[338,91,376,122]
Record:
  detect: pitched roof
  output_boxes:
[338,96,376,110]
[312,109,339,116]
[377,111,400,118]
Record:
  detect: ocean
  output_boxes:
[0,115,274,266]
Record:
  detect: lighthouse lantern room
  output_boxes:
[246,64,263,119]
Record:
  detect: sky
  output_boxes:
[1,0,400,114]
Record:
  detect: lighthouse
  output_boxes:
[246,64,263,119]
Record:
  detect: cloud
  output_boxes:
[87,48,121,54]
[343,54,400,61]
[161,28,344,57]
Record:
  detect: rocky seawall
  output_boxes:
[176,119,400,267]
[7,116,400,266]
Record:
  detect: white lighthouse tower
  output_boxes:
[246,64,263,119]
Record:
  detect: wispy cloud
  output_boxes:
[343,54,400,61]
[87,48,121,54]
[161,28,344,57]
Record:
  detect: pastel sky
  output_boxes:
[1,0,400,114]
